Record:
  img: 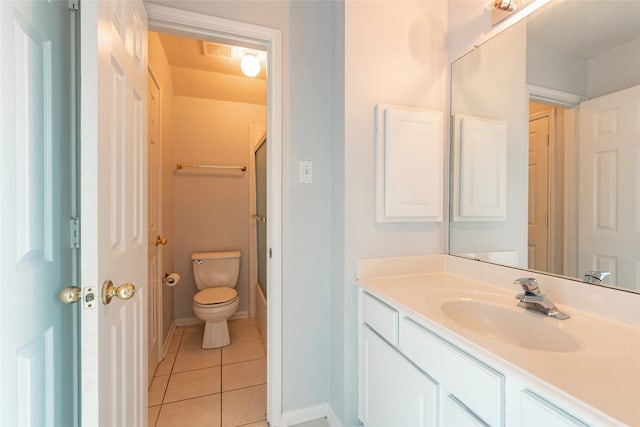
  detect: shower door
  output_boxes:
[255,139,268,297]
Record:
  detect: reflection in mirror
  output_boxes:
[450,0,640,293]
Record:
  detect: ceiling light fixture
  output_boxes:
[241,52,260,77]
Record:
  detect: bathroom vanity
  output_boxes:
[357,255,640,427]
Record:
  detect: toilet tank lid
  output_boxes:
[192,250,241,260]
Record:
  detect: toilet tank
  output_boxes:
[192,251,241,290]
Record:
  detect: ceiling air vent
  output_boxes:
[202,41,232,59]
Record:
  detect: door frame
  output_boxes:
[147,67,164,382]
[528,85,584,277]
[528,110,553,271]
[145,4,283,424]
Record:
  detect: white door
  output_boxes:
[148,70,163,383]
[528,115,550,271]
[578,85,640,290]
[80,1,149,425]
[0,1,76,425]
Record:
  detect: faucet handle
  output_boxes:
[514,277,540,295]
[583,271,610,284]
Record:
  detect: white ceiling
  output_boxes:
[157,32,267,80]
[527,0,640,58]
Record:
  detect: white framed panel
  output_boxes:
[375,104,443,223]
[452,114,508,222]
[594,150,617,231]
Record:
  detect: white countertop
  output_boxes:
[358,270,640,426]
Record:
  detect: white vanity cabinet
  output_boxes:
[360,326,438,426]
[358,290,597,427]
[359,292,438,427]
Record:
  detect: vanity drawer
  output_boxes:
[401,318,504,426]
[361,292,399,346]
[520,390,588,427]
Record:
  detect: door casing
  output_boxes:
[145,4,284,424]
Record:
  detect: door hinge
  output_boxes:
[269,248,272,259]
[70,218,80,248]
[545,213,549,226]
[547,135,550,146]
[69,0,78,11]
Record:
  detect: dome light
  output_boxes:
[241,53,260,77]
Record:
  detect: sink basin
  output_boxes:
[441,299,583,353]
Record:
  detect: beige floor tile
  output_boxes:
[148,405,161,427]
[184,323,205,335]
[221,339,265,365]
[173,347,222,373]
[221,384,267,427]
[229,322,261,343]
[240,422,268,427]
[180,333,206,352]
[164,366,221,403]
[222,358,266,392]
[228,318,257,328]
[167,334,181,353]
[156,394,221,427]
[148,375,170,406]
[154,351,177,377]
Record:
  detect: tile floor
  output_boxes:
[149,318,267,427]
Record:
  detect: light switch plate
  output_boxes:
[299,160,313,184]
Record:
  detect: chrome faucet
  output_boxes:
[514,278,570,320]
[583,271,610,284]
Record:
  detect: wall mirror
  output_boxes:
[449,0,640,293]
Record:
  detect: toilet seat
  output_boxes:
[194,287,238,306]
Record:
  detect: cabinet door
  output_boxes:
[520,390,589,427]
[360,326,438,427]
[445,395,490,427]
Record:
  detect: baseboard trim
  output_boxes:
[326,406,343,427]
[161,321,177,358]
[175,317,202,327]
[281,403,329,427]
[230,310,249,320]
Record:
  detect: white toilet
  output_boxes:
[191,250,241,349]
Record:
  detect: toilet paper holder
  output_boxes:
[163,272,181,286]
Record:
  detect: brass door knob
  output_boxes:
[102,280,136,305]
[60,286,82,304]
[155,236,168,246]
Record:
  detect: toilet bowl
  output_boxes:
[191,251,241,349]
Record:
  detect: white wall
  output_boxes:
[171,96,266,319]
[336,1,449,424]
[447,0,494,63]
[527,42,587,96]
[449,21,529,267]
[329,1,346,422]
[283,0,334,414]
[148,32,176,341]
[588,37,640,99]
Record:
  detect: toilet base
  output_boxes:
[202,320,231,349]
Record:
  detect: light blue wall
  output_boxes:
[283,0,333,413]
